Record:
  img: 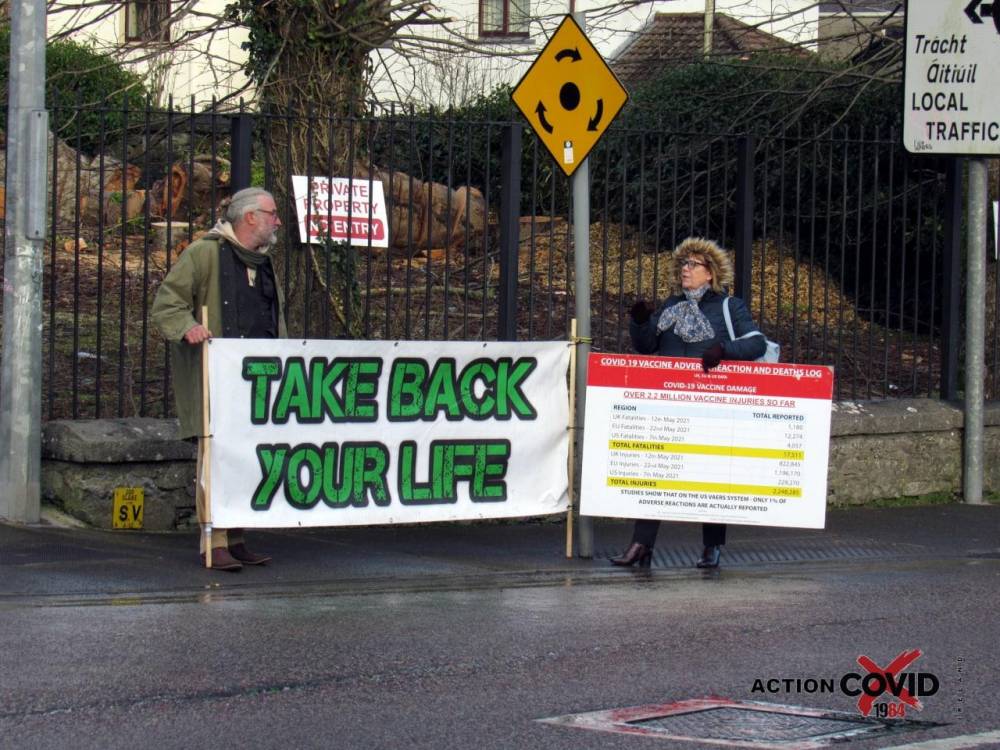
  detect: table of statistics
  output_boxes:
[580,354,834,529]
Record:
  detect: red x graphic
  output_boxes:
[855,649,923,716]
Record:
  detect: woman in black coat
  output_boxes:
[611,237,767,569]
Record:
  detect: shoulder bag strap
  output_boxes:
[722,296,736,341]
[723,296,765,342]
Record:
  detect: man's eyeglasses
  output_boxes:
[255,208,279,218]
[680,259,708,269]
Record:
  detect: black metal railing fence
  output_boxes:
[0,100,995,419]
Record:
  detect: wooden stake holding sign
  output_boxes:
[194,432,208,567]
[198,305,214,569]
[566,319,579,558]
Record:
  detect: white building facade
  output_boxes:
[369,0,819,107]
[46,0,250,107]
[45,0,820,108]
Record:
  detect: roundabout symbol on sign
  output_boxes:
[511,15,629,176]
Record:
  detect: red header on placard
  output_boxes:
[587,353,833,401]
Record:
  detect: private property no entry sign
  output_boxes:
[903,0,1000,155]
[292,175,389,248]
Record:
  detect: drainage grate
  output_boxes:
[632,706,877,742]
[539,698,938,748]
[598,538,927,569]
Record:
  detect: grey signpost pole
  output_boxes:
[902,0,993,506]
[512,11,625,557]
[0,0,48,523]
[572,10,594,558]
[963,159,987,504]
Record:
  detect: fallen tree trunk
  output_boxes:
[349,165,487,256]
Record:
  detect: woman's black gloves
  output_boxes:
[701,342,725,372]
[630,299,725,371]
[630,299,655,324]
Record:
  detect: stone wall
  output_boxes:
[829,400,1000,505]
[40,399,1000,530]
[41,419,196,531]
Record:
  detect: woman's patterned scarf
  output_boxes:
[656,284,715,342]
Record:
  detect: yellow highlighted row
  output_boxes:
[609,439,803,461]
[607,476,802,498]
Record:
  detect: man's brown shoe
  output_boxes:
[199,547,243,571]
[228,543,272,565]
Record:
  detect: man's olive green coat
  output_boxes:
[151,236,287,440]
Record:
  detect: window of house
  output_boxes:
[479,0,530,38]
[125,0,172,44]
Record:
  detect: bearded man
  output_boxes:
[152,187,287,571]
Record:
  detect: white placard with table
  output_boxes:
[580,354,834,529]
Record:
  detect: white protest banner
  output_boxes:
[580,354,833,529]
[208,340,569,528]
[291,175,389,248]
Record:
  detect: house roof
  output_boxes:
[818,1,901,14]
[610,13,806,90]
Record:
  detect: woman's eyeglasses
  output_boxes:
[679,259,708,269]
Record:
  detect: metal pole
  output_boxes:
[572,10,594,558]
[963,158,987,505]
[0,0,48,523]
[941,158,963,401]
[703,0,715,57]
[498,124,522,341]
[734,135,754,298]
[229,110,254,193]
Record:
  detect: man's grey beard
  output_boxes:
[255,230,278,252]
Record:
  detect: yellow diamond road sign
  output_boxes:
[512,15,629,177]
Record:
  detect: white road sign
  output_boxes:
[903,0,1000,155]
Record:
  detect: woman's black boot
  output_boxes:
[696,545,721,569]
[610,542,653,568]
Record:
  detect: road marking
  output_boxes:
[883,730,1000,749]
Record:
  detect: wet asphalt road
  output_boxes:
[2,507,1000,750]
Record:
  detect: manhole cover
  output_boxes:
[633,706,877,741]
[539,697,939,748]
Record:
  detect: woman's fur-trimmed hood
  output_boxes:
[670,237,734,295]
